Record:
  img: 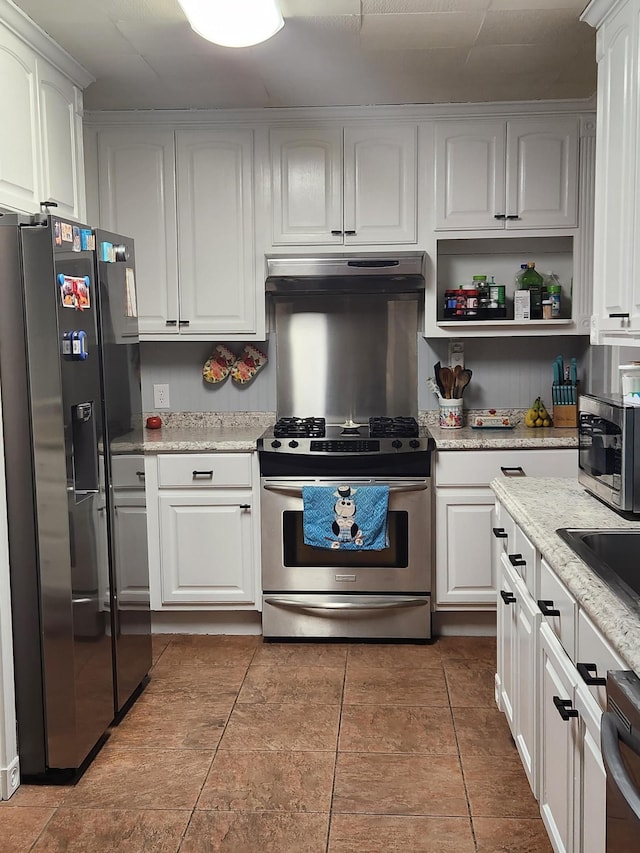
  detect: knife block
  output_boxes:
[553,404,577,428]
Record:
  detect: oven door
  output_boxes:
[260,477,431,594]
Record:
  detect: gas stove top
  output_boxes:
[260,416,430,455]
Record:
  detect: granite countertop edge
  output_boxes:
[491,477,640,676]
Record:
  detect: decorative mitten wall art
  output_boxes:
[202,344,236,384]
[230,345,268,385]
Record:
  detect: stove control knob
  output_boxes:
[271,440,281,448]
[392,440,402,449]
[409,439,420,449]
[289,440,299,448]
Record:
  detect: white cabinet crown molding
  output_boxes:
[0,0,93,88]
[83,98,597,128]
[581,0,621,28]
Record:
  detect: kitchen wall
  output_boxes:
[141,334,592,414]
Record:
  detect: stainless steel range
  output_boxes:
[259,252,432,641]
[259,416,435,641]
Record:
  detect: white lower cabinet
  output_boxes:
[495,498,616,853]
[146,452,261,610]
[435,448,577,609]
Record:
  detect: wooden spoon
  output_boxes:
[439,366,454,399]
[454,368,472,398]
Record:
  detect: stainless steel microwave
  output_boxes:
[578,393,640,515]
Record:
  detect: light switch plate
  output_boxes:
[449,340,464,369]
[153,383,170,409]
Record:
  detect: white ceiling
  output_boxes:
[12,0,596,110]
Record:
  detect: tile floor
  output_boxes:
[0,634,553,852]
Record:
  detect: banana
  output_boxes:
[525,396,553,428]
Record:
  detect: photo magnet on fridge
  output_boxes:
[72,226,81,252]
[54,221,62,246]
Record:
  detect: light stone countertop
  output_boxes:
[141,425,266,453]
[429,423,578,450]
[491,476,640,676]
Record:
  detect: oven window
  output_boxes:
[282,511,409,568]
[579,413,622,489]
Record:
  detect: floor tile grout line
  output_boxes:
[326,647,349,853]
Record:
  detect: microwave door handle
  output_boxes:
[601,711,640,821]
[264,596,427,611]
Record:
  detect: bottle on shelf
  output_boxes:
[515,263,528,289]
[519,262,545,320]
[544,272,562,318]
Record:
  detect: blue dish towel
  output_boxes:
[302,484,390,551]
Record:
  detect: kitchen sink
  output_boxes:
[557,528,640,617]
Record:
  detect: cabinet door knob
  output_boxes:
[492,527,508,538]
[538,599,560,617]
[494,213,506,220]
[500,590,516,605]
[553,695,578,720]
[508,553,526,567]
[577,662,606,686]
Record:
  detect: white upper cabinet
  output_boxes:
[0,10,89,219]
[0,25,40,213]
[175,129,256,335]
[583,0,640,342]
[37,61,85,221]
[97,127,179,335]
[435,117,579,231]
[270,124,417,245]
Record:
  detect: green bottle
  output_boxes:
[520,261,544,288]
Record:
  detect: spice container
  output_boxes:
[547,284,561,318]
[542,299,553,320]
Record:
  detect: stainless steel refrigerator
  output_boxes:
[0,213,151,782]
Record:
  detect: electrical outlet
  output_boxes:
[449,340,464,369]
[153,383,170,409]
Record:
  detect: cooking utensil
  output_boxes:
[439,365,454,399]
[434,362,445,397]
[427,377,443,400]
[454,368,472,398]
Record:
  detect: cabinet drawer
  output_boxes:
[539,557,577,659]
[436,449,577,487]
[576,608,626,712]
[493,501,516,554]
[157,453,252,488]
[507,523,537,596]
[111,455,146,489]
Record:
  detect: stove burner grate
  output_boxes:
[369,416,419,438]
[273,417,326,438]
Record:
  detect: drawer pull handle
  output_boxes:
[505,214,520,220]
[165,320,177,326]
[192,470,214,479]
[553,695,578,721]
[492,527,508,538]
[136,471,145,479]
[608,313,630,318]
[494,213,506,220]
[538,599,560,617]
[344,229,357,236]
[508,553,526,567]
[577,662,606,686]
[501,466,526,477]
[179,319,190,326]
[239,504,251,510]
[500,590,516,605]
[330,230,343,236]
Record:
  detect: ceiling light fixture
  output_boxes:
[177,0,284,48]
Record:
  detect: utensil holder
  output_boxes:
[439,398,463,429]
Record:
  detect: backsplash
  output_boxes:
[142,335,591,415]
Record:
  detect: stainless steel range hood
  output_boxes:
[265,252,425,294]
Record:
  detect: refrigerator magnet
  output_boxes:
[60,222,73,243]
[80,229,95,251]
[125,268,138,318]
[54,221,62,246]
[100,241,114,262]
[72,226,81,252]
[72,330,88,360]
[58,274,91,310]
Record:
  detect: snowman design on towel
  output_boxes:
[330,486,363,549]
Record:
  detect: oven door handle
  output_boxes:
[263,596,428,612]
[601,710,640,821]
[262,481,429,498]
